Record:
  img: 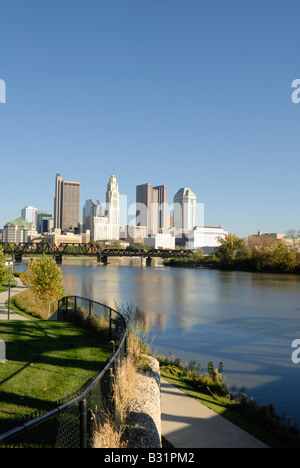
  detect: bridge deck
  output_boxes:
[0,243,193,258]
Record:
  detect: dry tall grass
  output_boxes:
[94,304,151,448]
[13,289,57,319]
[93,416,127,449]
[93,355,137,448]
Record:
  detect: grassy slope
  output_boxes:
[0,320,112,433]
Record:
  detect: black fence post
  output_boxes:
[80,397,88,448]
[124,331,128,359]
[109,308,112,341]
[89,299,92,324]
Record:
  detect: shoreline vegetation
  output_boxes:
[164,233,300,274]
[157,354,300,448]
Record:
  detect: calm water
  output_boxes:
[59,259,300,426]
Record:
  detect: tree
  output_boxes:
[286,229,298,239]
[285,228,300,239]
[215,234,249,265]
[0,245,14,286]
[20,255,64,317]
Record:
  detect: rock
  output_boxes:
[127,356,161,448]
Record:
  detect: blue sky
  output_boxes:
[0,0,299,237]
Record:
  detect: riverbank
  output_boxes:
[158,357,300,448]
[164,256,300,275]
[164,233,300,275]
[160,376,268,448]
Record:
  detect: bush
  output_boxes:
[158,356,228,398]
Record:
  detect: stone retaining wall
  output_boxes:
[127,356,161,448]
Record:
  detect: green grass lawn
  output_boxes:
[0,281,18,293]
[0,320,112,434]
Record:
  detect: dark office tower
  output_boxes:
[136,183,153,236]
[61,181,80,231]
[53,173,80,232]
[153,184,169,233]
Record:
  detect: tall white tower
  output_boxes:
[173,187,197,231]
[105,172,120,240]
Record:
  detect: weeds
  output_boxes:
[93,356,137,448]
[158,355,228,398]
[94,301,152,448]
[117,301,154,368]
[93,416,128,449]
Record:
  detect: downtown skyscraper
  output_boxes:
[173,187,197,231]
[54,173,80,232]
[136,183,169,236]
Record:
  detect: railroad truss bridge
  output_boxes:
[0,242,193,266]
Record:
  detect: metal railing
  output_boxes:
[0,297,127,448]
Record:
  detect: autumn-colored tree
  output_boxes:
[215,233,249,265]
[20,255,64,317]
[247,235,300,271]
[0,245,14,286]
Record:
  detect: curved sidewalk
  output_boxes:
[160,378,268,449]
[0,279,28,321]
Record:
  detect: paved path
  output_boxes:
[0,278,28,321]
[160,378,269,449]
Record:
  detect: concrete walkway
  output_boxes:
[160,378,269,449]
[0,278,28,321]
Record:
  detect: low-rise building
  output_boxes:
[144,233,175,250]
[250,230,286,241]
[186,226,228,253]
[2,217,38,243]
[43,229,90,246]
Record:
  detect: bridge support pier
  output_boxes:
[13,254,23,263]
[54,254,63,265]
[100,255,108,265]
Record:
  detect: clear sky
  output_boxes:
[0,0,299,238]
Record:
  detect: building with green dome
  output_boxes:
[173,187,197,231]
[2,217,38,243]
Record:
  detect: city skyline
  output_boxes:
[6,171,205,231]
[0,168,296,239]
[0,1,300,238]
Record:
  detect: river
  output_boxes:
[57,258,300,427]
